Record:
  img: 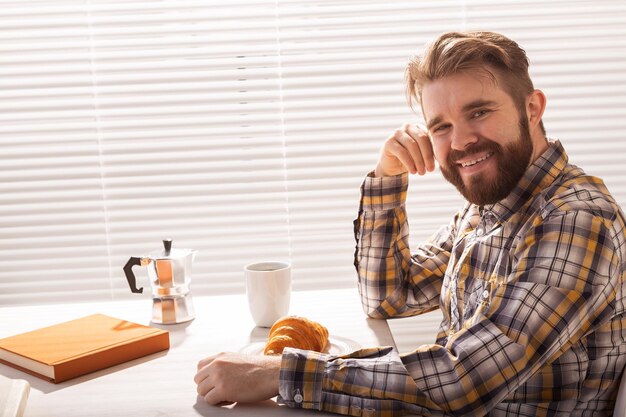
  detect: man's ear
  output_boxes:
[527,89,546,129]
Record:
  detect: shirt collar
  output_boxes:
[482,140,568,223]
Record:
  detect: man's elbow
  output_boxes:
[362,303,393,320]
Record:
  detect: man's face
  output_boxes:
[421,71,533,206]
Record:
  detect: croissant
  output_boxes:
[264,316,329,356]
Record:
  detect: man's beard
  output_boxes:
[440,117,533,206]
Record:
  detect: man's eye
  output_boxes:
[433,124,450,133]
[472,109,490,118]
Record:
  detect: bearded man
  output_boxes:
[195,31,626,416]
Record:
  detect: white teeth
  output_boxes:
[461,153,492,168]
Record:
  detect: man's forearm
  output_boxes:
[354,173,450,318]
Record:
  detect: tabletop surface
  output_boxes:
[0,288,430,417]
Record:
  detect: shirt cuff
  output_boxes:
[277,347,328,410]
[360,171,408,212]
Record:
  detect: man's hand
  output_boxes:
[375,123,435,177]
[194,352,281,405]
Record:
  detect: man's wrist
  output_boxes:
[374,166,385,177]
[269,355,281,396]
[374,166,404,178]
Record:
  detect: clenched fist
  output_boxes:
[195,352,281,406]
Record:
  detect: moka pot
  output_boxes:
[123,239,196,324]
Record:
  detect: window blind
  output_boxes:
[1,0,625,306]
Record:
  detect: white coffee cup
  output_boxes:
[244,261,291,328]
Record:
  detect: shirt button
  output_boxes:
[482,290,489,299]
[476,227,484,237]
[294,390,303,404]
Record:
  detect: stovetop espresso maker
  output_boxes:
[123,239,196,324]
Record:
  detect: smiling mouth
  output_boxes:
[458,152,494,168]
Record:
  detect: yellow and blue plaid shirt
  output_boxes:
[278,141,626,416]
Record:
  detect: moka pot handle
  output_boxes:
[123,257,144,294]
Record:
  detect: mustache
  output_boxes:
[447,139,502,164]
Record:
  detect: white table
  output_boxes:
[0,288,401,417]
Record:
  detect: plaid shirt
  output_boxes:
[278,141,626,416]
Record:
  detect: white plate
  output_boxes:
[239,335,361,356]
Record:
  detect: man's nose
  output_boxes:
[450,124,479,151]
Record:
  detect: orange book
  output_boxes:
[0,314,169,383]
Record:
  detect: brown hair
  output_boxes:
[406,31,544,133]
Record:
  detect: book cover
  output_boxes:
[0,314,169,383]
[0,375,29,417]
